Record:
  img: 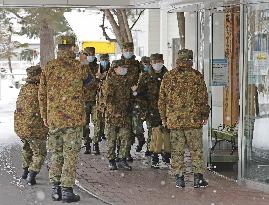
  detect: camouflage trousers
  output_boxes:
[48,127,82,188]
[82,101,95,145]
[92,109,105,144]
[106,124,130,161]
[146,121,153,150]
[170,128,205,176]
[126,115,144,155]
[21,139,47,172]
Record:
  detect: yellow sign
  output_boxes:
[82,41,116,54]
[256,53,267,61]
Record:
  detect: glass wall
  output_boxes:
[166,11,199,70]
[242,3,269,185]
[209,9,240,180]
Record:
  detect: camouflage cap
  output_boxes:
[84,47,95,55]
[26,65,42,77]
[177,49,193,61]
[56,35,76,46]
[100,53,109,60]
[111,60,125,68]
[150,53,163,61]
[122,42,134,49]
[141,56,150,63]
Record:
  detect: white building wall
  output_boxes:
[160,10,168,66]
[166,12,178,69]
[134,9,161,58]
[185,12,198,68]
[133,10,149,57]
[162,12,197,69]
[148,10,161,55]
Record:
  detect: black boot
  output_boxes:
[175,174,185,188]
[145,150,152,157]
[27,170,37,185]
[21,167,29,179]
[118,158,132,171]
[162,152,171,164]
[126,155,134,162]
[136,140,145,152]
[93,143,100,155]
[151,153,159,169]
[194,173,208,188]
[51,182,62,201]
[84,143,91,154]
[108,160,117,170]
[62,187,80,203]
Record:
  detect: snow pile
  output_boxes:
[0,77,21,145]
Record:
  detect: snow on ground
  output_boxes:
[253,118,269,149]
[0,77,21,145]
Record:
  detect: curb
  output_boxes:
[75,179,112,205]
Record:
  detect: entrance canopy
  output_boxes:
[4,0,268,9]
[0,0,161,8]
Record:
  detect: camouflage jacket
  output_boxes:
[84,58,99,103]
[137,66,168,127]
[14,79,48,140]
[103,70,133,128]
[121,55,142,87]
[95,66,111,113]
[38,50,89,129]
[158,67,210,130]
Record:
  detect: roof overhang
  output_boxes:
[0,0,162,8]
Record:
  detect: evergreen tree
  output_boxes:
[5,8,72,67]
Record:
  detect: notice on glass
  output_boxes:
[253,51,269,75]
[212,59,228,86]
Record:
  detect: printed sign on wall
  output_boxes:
[212,59,229,86]
[253,51,269,75]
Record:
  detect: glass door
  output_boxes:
[202,4,240,179]
[242,3,269,186]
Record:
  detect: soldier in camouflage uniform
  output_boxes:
[121,42,142,162]
[103,60,133,171]
[141,56,151,73]
[158,49,210,189]
[131,56,152,153]
[39,36,91,202]
[136,54,168,167]
[14,65,48,186]
[92,53,111,155]
[82,47,99,154]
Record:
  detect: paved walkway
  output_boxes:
[76,140,269,205]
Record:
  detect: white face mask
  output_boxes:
[152,63,163,72]
[87,55,95,63]
[117,67,128,76]
[123,52,133,59]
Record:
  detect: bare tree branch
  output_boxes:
[115,9,128,43]
[121,9,133,43]
[104,9,124,47]
[100,12,117,42]
[130,9,145,30]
